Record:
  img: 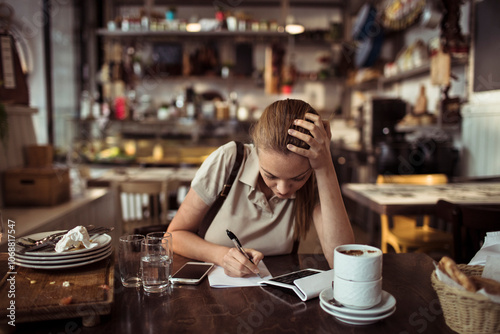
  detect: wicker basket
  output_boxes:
[431,264,500,334]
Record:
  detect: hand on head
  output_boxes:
[287,112,332,171]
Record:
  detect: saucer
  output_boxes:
[320,301,396,325]
[319,288,396,316]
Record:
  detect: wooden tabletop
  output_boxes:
[342,182,500,215]
[0,252,114,327]
[3,252,455,334]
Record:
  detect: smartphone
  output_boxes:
[171,262,214,285]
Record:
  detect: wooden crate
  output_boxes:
[25,144,54,167]
[3,167,70,206]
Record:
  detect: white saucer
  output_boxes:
[16,231,112,258]
[14,248,113,269]
[320,300,396,325]
[319,288,396,316]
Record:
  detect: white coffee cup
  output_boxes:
[334,275,382,309]
[334,244,382,282]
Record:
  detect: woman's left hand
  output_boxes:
[287,113,332,171]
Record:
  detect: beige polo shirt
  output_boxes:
[191,141,295,255]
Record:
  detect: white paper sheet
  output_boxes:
[468,231,500,266]
[483,255,500,280]
[208,261,272,288]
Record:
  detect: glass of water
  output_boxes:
[141,235,171,293]
[146,232,173,281]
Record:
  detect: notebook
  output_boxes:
[259,268,334,301]
[208,261,272,288]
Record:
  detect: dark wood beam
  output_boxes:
[43,0,54,145]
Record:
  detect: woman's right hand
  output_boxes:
[222,247,264,277]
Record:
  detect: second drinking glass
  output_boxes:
[118,234,145,288]
[141,232,172,293]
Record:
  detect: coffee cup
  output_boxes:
[334,276,382,309]
[334,244,382,282]
[333,244,383,309]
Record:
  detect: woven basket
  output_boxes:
[431,264,500,334]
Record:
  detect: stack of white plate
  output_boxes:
[15,230,113,270]
[319,288,396,325]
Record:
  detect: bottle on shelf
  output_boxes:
[114,96,128,120]
[80,90,91,120]
[414,85,427,115]
[185,86,196,119]
[152,142,164,161]
[229,91,238,119]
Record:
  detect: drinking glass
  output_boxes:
[118,234,145,287]
[146,232,173,280]
[141,236,171,293]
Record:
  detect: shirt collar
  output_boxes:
[239,144,260,189]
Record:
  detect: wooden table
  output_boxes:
[342,182,500,216]
[342,182,500,244]
[0,252,114,327]
[3,253,455,333]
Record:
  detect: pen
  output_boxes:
[226,229,262,278]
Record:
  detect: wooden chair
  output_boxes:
[436,200,500,263]
[117,180,168,234]
[376,174,453,253]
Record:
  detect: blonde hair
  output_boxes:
[250,99,319,241]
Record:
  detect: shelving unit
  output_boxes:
[381,63,433,85]
[109,0,345,7]
[73,1,347,166]
[348,58,469,91]
[95,0,345,80]
[381,58,469,86]
[108,118,253,140]
[96,28,288,38]
[395,123,460,133]
[339,19,470,180]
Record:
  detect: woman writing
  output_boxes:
[167,99,354,277]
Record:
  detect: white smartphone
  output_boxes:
[171,262,214,285]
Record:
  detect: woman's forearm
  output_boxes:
[314,163,354,268]
[169,230,229,266]
[167,188,229,266]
